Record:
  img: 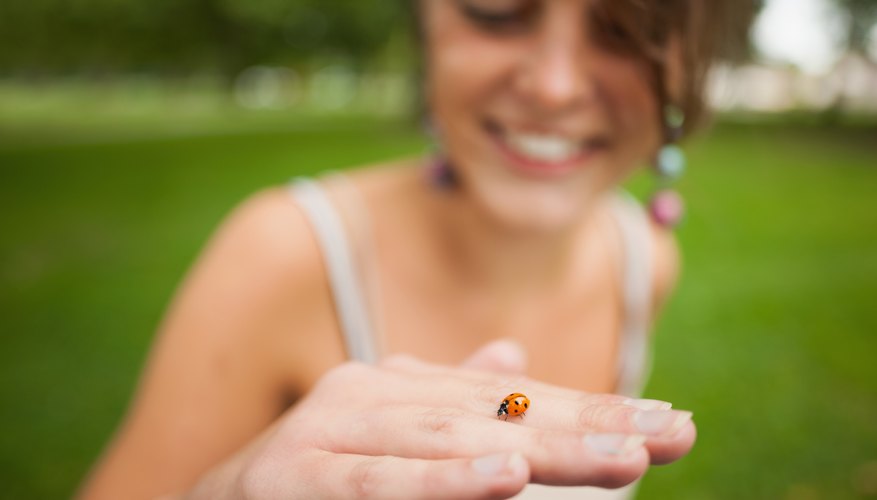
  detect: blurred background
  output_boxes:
[1,0,876,498]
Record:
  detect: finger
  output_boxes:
[330,404,649,488]
[529,400,696,464]
[333,363,694,467]
[642,417,697,465]
[461,339,528,375]
[306,450,529,500]
[537,399,693,438]
[475,391,695,466]
[382,352,682,431]
[383,353,629,407]
[367,359,637,435]
[378,359,688,439]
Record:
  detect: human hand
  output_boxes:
[188,341,695,499]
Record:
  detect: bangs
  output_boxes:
[589,0,752,138]
[408,0,755,139]
[589,0,676,62]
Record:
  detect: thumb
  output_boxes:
[461,339,528,375]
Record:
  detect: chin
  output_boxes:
[473,181,598,235]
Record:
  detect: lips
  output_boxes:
[485,120,609,176]
[505,133,582,163]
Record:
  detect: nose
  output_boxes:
[514,18,596,112]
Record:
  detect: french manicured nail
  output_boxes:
[584,433,646,456]
[623,398,672,411]
[472,452,525,476]
[634,410,692,436]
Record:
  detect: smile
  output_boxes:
[507,133,582,162]
[485,120,609,176]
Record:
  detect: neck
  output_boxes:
[420,176,605,299]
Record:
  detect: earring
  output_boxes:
[428,155,458,188]
[423,119,458,188]
[649,105,686,227]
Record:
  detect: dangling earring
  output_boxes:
[428,156,457,188]
[423,119,458,189]
[649,104,686,227]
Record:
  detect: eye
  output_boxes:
[587,2,656,58]
[590,14,633,51]
[456,0,538,34]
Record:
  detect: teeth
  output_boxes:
[505,133,582,162]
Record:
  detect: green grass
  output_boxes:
[1,110,875,499]
[642,122,877,499]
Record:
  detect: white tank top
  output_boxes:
[290,174,656,499]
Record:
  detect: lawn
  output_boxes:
[1,108,875,499]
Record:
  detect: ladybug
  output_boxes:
[497,393,530,421]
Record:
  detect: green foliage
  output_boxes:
[0,0,407,75]
[835,0,877,54]
[7,0,877,77]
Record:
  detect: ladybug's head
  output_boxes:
[497,400,508,417]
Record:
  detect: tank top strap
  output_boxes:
[607,191,655,397]
[288,177,380,364]
[289,178,654,396]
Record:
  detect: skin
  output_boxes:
[78,0,689,498]
[423,0,662,233]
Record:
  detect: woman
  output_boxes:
[79,0,748,498]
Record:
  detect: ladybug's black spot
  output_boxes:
[524,402,528,408]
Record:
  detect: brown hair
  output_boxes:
[408,0,756,142]
[588,0,755,140]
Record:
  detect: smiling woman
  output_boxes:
[77,1,751,499]
[416,0,742,232]
[423,0,662,231]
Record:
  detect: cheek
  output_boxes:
[602,63,663,163]
[430,46,488,114]
[425,12,517,120]
[430,54,502,125]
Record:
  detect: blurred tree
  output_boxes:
[834,0,877,60]
[0,0,406,77]
[820,0,877,118]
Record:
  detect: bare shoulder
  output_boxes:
[177,186,330,346]
[204,186,322,286]
[77,186,340,500]
[649,220,682,314]
[181,186,344,387]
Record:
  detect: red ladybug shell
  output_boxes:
[497,393,530,419]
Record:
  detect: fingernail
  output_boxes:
[623,398,673,411]
[472,453,518,476]
[584,433,646,456]
[634,410,692,436]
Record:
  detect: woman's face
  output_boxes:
[422,0,663,232]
